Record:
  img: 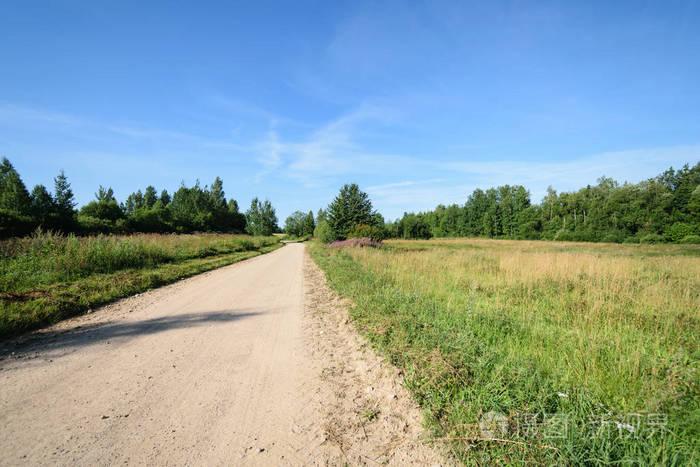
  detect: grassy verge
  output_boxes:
[0,232,281,338]
[308,238,699,465]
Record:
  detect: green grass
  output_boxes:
[308,238,699,465]
[0,231,281,338]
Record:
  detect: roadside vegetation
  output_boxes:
[309,238,699,464]
[0,231,281,338]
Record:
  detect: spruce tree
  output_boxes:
[327,183,375,240]
[0,157,31,216]
[160,189,171,206]
[30,184,55,223]
[51,170,77,232]
[143,186,158,209]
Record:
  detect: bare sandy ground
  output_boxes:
[0,243,444,466]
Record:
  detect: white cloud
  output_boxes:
[245,103,410,185]
[0,103,201,143]
[366,178,447,191]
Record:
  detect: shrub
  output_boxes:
[517,221,541,240]
[679,234,700,244]
[639,233,665,244]
[601,230,626,243]
[554,229,576,241]
[77,214,116,235]
[328,237,382,248]
[237,238,255,251]
[348,223,385,242]
[666,222,697,243]
[0,210,36,238]
[314,221,335,243]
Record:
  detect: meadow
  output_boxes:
[309,238,699,465]
[0,231,281,338]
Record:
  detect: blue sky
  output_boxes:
[1,1,699,221]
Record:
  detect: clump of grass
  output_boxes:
[0,231,281,338]
[309,238,699,465]
[360,408,379,421]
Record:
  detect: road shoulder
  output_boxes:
[301,249,447,465]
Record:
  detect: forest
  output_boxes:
[385,162,700,244]
[0,157,279,238]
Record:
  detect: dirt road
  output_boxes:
[0,243,442,466]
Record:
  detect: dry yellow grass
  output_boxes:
[311,238,699,463]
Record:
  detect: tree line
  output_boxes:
[0,157,279,238]
[3,155,698,244]
[306,163,699,245]
[386,162,700,244]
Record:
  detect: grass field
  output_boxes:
[309,238,699,465]
[0,231,281,339]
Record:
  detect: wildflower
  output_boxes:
[557,392,568,398]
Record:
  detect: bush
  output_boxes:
[679,234,700,244]
[517,221,541,240]
[348,223,385,242]
[554,229,576,242]
[666,222,697,243]
[314,221,335,243]
[129,208,171,233]
[77,214,116,235]
[237,238,255,251]
[601,230,626,243]
[328,237,382,248]
[639,233,665,244]
[0,210,36,238]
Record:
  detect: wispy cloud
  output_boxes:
[0,104,85,127]
[244,103,410,185]
[0,103,202,143]
[366,178,447,191]
[204,94,306,130]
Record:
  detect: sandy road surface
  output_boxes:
[0,243,443,466]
